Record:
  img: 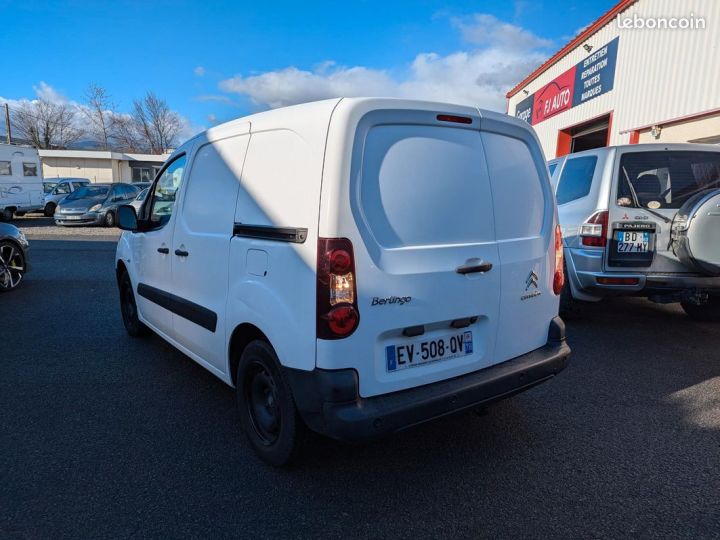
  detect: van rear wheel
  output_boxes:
[681,296,720,322]
[236,340,304,466]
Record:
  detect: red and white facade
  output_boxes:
[506,0,720,158]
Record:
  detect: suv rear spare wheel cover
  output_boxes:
[672,189,720,276]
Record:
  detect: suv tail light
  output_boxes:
[317,238,360,339]
[580,210,609,247]
[553,224,564,295]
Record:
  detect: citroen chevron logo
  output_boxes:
[525,270,539,291]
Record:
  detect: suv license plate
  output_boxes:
[386,331,473,372]
[617,231,649,253]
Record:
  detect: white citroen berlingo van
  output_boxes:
[115,98,570,465]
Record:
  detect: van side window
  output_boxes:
[148,155,187,228]
[23,163,38,176]
[556,156,597,205]
[183,138,245,235]
[0,161,11,175]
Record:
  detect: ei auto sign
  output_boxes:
[515,37,619,126]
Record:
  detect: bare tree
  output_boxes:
[81,84,114,150]
[131,92,181,154]
[111,115,144,153]
[11,99,84,149]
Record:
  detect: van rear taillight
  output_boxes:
[317,238,359,339]
[553,224,564,295]
[580,210,609,247]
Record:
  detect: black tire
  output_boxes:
[236,340,305,466]
[104,211,116,227]
[44,203,56,217]
[0,208,13,222]
[559,262,581,319]
[119,271,149,337]
[681,297,720,322]
[0,240,25,292]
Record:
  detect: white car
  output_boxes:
[42,178,90,216]
[115,98,570,465]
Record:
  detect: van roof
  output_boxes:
[174,97,531,158]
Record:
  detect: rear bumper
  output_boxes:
[567,247,720,297]
[286,317,570,442]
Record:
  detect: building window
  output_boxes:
[0,161,11,175]
[132,167,154,182]
[23,162,38,176]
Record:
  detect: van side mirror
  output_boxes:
[117,205,139,231]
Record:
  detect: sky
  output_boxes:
[1,0,618,142]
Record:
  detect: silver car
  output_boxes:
[0,222,29,292]
[550,144,720,321]
[43,178,90,217]
[55,183,140,227]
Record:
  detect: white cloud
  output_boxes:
[194,66,206,77]
[32,81,69,104]
[452,14,553,51]
[217,13,551,111]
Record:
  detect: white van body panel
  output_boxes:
[224,100,340,374]
[172,123,251,375]
[317,99,559,397]
[479,113,560,364]
[0,144,44,213]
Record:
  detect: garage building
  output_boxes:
[507,0,719,158]
[39,149,168,183]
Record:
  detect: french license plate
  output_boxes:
[386,331,473,372]
[617,231,649,253]
[64,215,82,220]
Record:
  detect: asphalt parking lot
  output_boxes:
[2,218,719,539]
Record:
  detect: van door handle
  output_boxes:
[157,247,169,254]
[174,249,189,257]
[456,260,493,274]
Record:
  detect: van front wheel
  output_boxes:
[236,340,304,466]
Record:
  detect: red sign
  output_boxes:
[532,66,577,124]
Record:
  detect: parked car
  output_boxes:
[42,178,90,216]
[0,143,44,220]
[129,187,149,213]
[55,183,140,227]
[0,222,29,292]
[549,144,720,321]
[115,98,570,465]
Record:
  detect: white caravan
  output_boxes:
[0,143,44,220]
[115,98,571,465]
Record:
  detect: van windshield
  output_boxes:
[617,151,720,209]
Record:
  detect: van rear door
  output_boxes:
[318,106,503,397]
[480,113,559,364]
